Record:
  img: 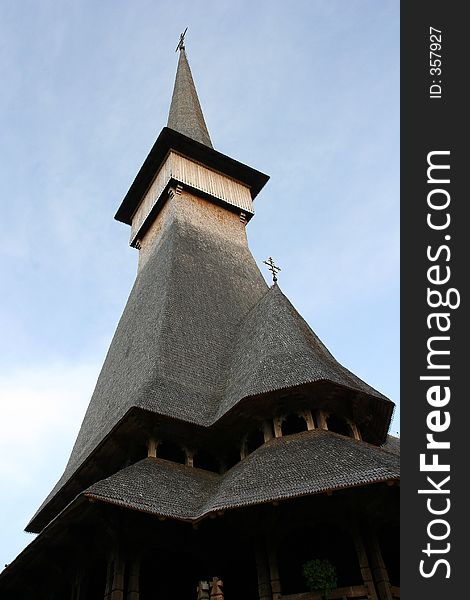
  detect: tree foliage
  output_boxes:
[302,558,338,597]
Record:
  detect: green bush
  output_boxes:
[302,558,338,597]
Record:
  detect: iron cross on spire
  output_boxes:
[263,257,281,284]
[175,27,188,52]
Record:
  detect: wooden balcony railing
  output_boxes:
[281,586,369,599]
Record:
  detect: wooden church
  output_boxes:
[0,35,400,600]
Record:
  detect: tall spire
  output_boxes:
[167,33,213,148]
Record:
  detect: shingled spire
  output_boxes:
[167,42,213,147]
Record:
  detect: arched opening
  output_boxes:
[326,415,352,437]
[278,524,363,594]
[224,446,241,471]
[246,428,265,454]
[264,420,274,440]
[193,449,220,472]
[157,441,186,464]
[140,549,208,600]
[378,524,400,587]
[281,414,307,437]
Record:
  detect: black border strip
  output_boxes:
[401,3,467,596]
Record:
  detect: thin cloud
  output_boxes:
[0,362,97,487]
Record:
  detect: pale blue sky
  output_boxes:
[0,0,399,568]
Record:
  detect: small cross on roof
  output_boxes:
[263,256,281,283]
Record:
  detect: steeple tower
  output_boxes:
[114,35,268,250]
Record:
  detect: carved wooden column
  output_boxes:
[104,558,113,600]
[351,528,378,600]
[302,409,315,431]
[111,556,126,600]
[366,533,393,600]
[255,544,273,600]
[263,421,274,443]
[185,448,195,467]
[349,422,362,441]
[240,439,248,460]
[268,548,281,600]
[147,438,158,458]
[316,410,328,430]
[104,550,126,600]
[126,557,140,600]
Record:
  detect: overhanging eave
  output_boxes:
[115,127,269,225]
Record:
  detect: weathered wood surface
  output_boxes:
[131,151,253,245]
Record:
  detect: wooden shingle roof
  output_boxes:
[27,45,396,535]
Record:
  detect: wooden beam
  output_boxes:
[126,557,140,600]
[273,417,282,438]
[255,544,273,600]
[105,547,126,600]
[316,410,328,430]
[147,438,158,458]
[351,527,378,600]
[263,421,274,442]
[349,422,362,441]
[268,548,282,600]
[303,409,316,431]
[185,448,195,467]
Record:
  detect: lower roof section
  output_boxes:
[84,429,400,522]
[0,430,399,592]
[28,275,394,533]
